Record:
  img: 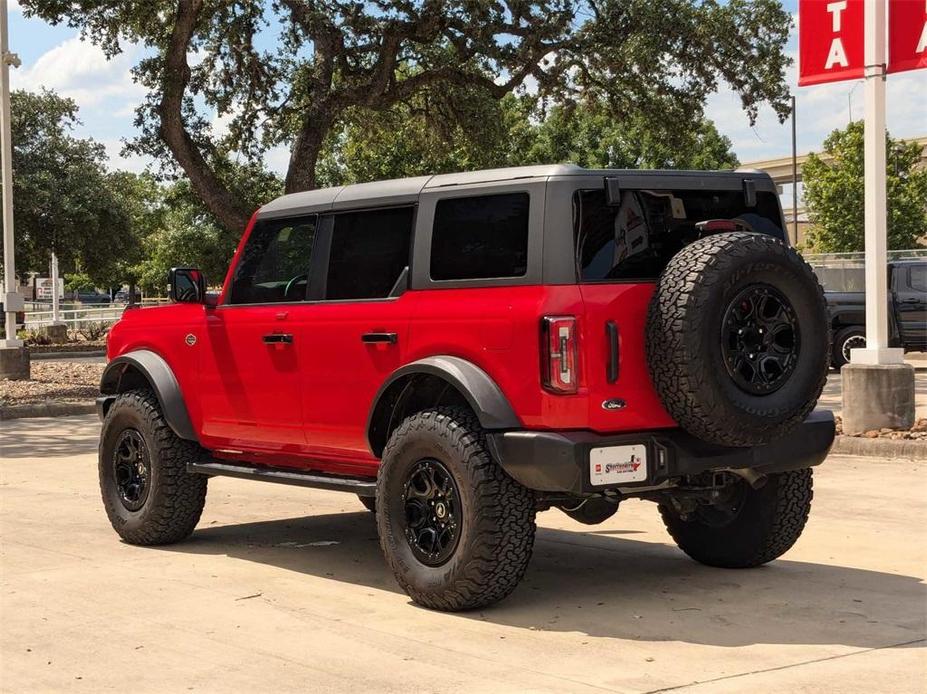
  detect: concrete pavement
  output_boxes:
[1,415,925,693]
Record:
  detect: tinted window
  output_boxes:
[908,265,927,293]
[325,207,413,300]
[229,216,316,304]
[431,193,529,280]
[576,189,784,282]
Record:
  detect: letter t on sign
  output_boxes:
[799,0,864,85]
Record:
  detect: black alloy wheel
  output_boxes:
[722,283,801,395]
[112,429,151,511]
[401,458,461,567]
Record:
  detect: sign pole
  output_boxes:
[852,0,902,365]
[1,0,24,351]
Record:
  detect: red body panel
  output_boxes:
[107,276,678,474]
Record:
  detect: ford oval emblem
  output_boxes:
[601,398,626,411]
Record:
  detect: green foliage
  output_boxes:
[63,272,95,293]
[132,167,283,293]
[803,122,927,253]
[320,95,738,185]
[21,0,791,230]
[3,90,138,287]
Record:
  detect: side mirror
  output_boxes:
[169,267,206,304]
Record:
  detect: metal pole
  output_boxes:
[853,0,901,365]
[51,252,61,323]
[791,95,799,246]
[0,0,22,348]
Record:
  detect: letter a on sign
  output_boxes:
[888,0,927,73]
[799,0,865,85]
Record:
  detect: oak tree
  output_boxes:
[22,0,792,233]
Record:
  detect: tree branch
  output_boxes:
[157,0,250,232]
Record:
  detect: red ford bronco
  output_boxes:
[98,165,834,611]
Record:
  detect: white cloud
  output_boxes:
[9,0,22,13]
[706,41,927,165]
[264,144,291,176]
[10,36,144,107]
[99,138,152,174]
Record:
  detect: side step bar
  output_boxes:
[187,461,377,495]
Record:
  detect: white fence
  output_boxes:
[23,298,169,329]
[24,305,126,329]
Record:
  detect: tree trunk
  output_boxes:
[158,0,251,234]
[284,117,328,193]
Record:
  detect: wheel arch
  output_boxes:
[99,350,198,442]
[366,356,520,458]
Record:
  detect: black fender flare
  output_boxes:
[366,356,520,457]
[99,350,198,441]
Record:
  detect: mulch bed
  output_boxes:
[0,360,105,407]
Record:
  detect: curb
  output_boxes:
[0,402,97,421]
[30,351,106,360]
[831,435,926,460]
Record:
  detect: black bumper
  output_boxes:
[487,409,835,494]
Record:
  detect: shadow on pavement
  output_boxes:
[1,414,99,459]
[163,510,926,649]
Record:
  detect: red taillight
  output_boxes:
[541,316,579,394]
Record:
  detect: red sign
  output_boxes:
[888,0,927,73]
[799,0,865,86]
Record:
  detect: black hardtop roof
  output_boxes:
[257,164,775,219]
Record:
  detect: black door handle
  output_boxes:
[263,333,293,344]
[361,332,397,344]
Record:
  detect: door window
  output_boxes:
[228,216,316,304]
[430,193,530,280]
[325,206,414,300]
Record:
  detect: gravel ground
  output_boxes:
[0,360,104,406]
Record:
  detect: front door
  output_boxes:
[198,214,317,451]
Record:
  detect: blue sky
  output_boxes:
[8,0,927,199]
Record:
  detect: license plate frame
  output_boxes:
[589,444,648,486]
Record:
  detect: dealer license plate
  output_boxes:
[589,445,648,486]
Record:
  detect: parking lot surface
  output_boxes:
[1,415,925,693]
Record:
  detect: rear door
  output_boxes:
[298,206,416,474]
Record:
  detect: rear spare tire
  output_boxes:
[647,232,829,447]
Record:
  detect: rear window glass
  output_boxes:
[575,188,784,282]
[431,193,529,280]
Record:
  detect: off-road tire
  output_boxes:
[832,325,865,369]
[659,468,813,568]
[559,497,620,525]
[376,407,536,611]
[647,232,829,447]
[358,495,377,513]
[99,389,208,545]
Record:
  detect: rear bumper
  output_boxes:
[487,409,835,494]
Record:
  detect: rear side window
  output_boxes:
[575,188,785,282]
[229,216,316,304]
[431,193,529,280]
[325,206,413,300]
